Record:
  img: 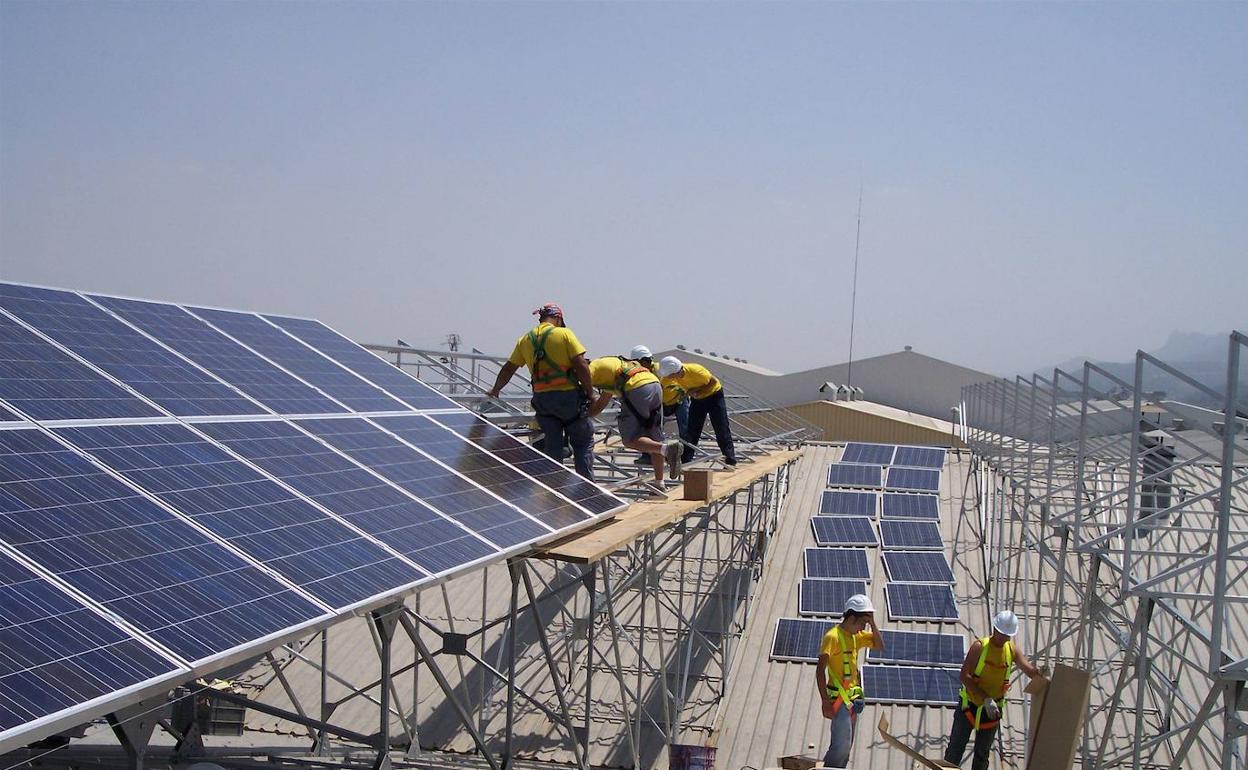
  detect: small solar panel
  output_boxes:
[804,547,871,580]
[862,664,961,706]
[811,517,877,547]
[886,467,941,492]
[841,442,896,465]
[884,583,960,622]
[867,630,966,667]
[798,579,868,617]
[827,463,882,489]
[769,617,837,662]
[819,490,877,517]
[892,446,947,469]
[882,551,955,584]
[879,520,943,550]
[882,493,941,520]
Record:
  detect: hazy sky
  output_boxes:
[1,1,1244,377]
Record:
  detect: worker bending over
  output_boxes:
[585,356,681,484]
[944,610,1045,770]
[629,345,689,475]
[816,594,885,768]
[657,356,736,466]
[488,304,596,480]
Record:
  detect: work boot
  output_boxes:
[665,441,683,480]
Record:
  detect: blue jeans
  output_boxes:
[663,397,689,439]
[822,705,855,768]
[532,390,595,481]
[682,389,736,464]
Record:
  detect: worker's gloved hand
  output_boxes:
[983,698,1000,721]
[1037,664,1051,679]
[850,696,866,715]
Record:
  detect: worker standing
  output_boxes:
[944,610,1045,770]
[629,345,689,475]
[657,356,736,466]
[487,304,596,480]
[585,356,682,484]
[816,594,885,768]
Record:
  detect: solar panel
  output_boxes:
[884,583,960,622]
[862,664,961,706]
[804,547,871,580]
[798,579,868,617]
[827,463,882,489]
[265,314,456,412]
[882,551,955,584]
[54,422,427,610]
[892,446,946,469]
[429,412,623,515]
[886,467,941,492]
[0,427,325,662]
[867,630,967,667]
[187,307,411,413]
[91,294,348,416]
[879,520,944,550]
[882,493,941,520]
[0,553,184,738]
[811,517,877,547]
[0,284,266,418]
[819,490,877,517]
[841,442,896,465]
[769,617,836,662]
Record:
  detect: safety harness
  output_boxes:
[959,637,1013,729]
[826,627,865,715]
[614,358,660,428]
[528,327,576,391]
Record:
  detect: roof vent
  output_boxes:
[904,345,913,352]
[676,344,687,350]
[709,351,717,357]
[694,348,703,354]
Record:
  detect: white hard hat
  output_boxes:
[658,356,683,378]
[629,345,652,360]
[844,594,875,614]
[992,610,1019,637]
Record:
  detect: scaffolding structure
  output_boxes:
[962,331,1247,770]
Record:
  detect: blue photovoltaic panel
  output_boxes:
[770,617,837,662]
[892,446,946,469]
[429,412,624,516]
[862,664,960,706]
[0,428,324,662]
[297,418,552,548]
[879,520,944,550]
[187,307,409,413]
[798,579,868,617]
[371,415,591,530]
[0,405,19,422]
[265,314,456,412]
[0,311,161,421]
[882,551,955,584]
[886,467,941,492]
[196,420,498,575]
[868,630,966,667]
[841,442,896,465]
[884,583,960,622]
[811,517,877,547]
[882,493,941,520]
[54,422,425,610]
[90,295,348,416]
[819,490,877,517]
[0,554,182,737]
[827,464,882,489]
[0,284,264,418]
[804,547,871,580]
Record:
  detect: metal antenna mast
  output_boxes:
[846,186,863,388]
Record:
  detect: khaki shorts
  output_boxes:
[618,382,663,443]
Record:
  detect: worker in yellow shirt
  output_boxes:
[944,610,1044,770]
[816,594,885,767]
[657,356,736,466]
[629,345,689,475]
[487,304,596,480]
[585,356,681,484]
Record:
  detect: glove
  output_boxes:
[983,698,1000,721]
[851,696,866,715]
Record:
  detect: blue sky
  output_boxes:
[1,1,1244,375]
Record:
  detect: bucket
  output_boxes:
[669,744,716,770]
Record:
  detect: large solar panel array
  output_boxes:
[811,516,877,547]
[0,282,627,750]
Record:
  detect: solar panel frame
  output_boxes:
[881,493,941,520]
[882,551,956,584]
[810,517,877,547]
[803,547,872,580]
[841,442,896,465]
[879,520,944,550]
[862,664,961,706]
[891,445,947,469]
[827,463,883,489]
[769,617,837,662]
[885,467,942,492]
[884,582,961,623]
[818,490,878,517]
[797,579,868,617]
[867,630,967,667]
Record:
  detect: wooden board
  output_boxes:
[536,449,803,563]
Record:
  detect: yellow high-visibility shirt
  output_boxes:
[972,640,1013,701]
[662,363,722,398]
[819,628,877,690]
[648,362,686,406]
[588,357,659,394]
[507,323,586,393]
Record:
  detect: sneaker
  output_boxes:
[665,442,683,480]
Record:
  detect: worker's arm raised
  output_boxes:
[867,613,885,650]
[960,640,990,703]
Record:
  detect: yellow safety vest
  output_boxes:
[959,638,1013,729]
[825,627,865,711]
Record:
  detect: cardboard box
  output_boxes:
[877,714,959,769]
[1025,664,1090,770]
[778,755,818,770]
[683,470,714,501]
